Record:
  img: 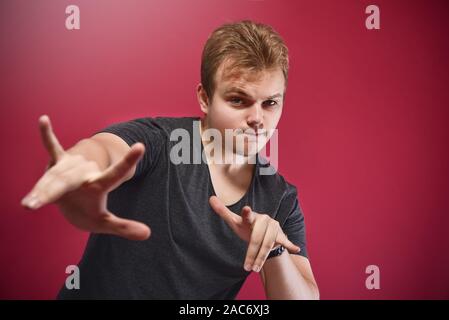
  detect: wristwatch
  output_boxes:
[266,245,285,259]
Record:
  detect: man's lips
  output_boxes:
[240,132,267,141]
[236,129,266,136]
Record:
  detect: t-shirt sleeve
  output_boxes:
[279,186,308,259]
[92,118,165,178]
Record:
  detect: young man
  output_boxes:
[21,20,319,299]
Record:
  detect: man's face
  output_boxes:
[199,62,285,159]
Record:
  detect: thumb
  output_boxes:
[209,196,240,226]
[241,206,255,225]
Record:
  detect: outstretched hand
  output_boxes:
[21,115,151,241]
[209,195,300,272]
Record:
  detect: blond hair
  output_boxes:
[201,20,289,100]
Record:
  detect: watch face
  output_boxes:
[267,245,285,259]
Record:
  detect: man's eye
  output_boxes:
[230,98,244,105]
[263,100,278,107]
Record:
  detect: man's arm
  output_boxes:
[260,253,319,300]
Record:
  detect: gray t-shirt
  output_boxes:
[57,116,308,299]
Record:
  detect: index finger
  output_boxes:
[39,115,65,164]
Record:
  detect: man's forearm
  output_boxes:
[261,251,319,300]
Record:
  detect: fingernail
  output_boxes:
[22,193,33,203]
[21,196,30,206]
[252,265,260,273]
[244,264,252,272]
[27,196,41,209]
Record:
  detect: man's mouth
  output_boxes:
[237,129,266,137]
[245,133,259,138]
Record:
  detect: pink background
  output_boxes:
[1,0,448,299]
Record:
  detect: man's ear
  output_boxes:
[196,83,210,114]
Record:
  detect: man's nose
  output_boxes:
[246,104,263,128]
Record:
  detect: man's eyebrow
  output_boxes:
[223,87,251,97]
[266,93,283,100]
[223,87,283,100]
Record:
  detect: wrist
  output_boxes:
[266,245,285,259]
